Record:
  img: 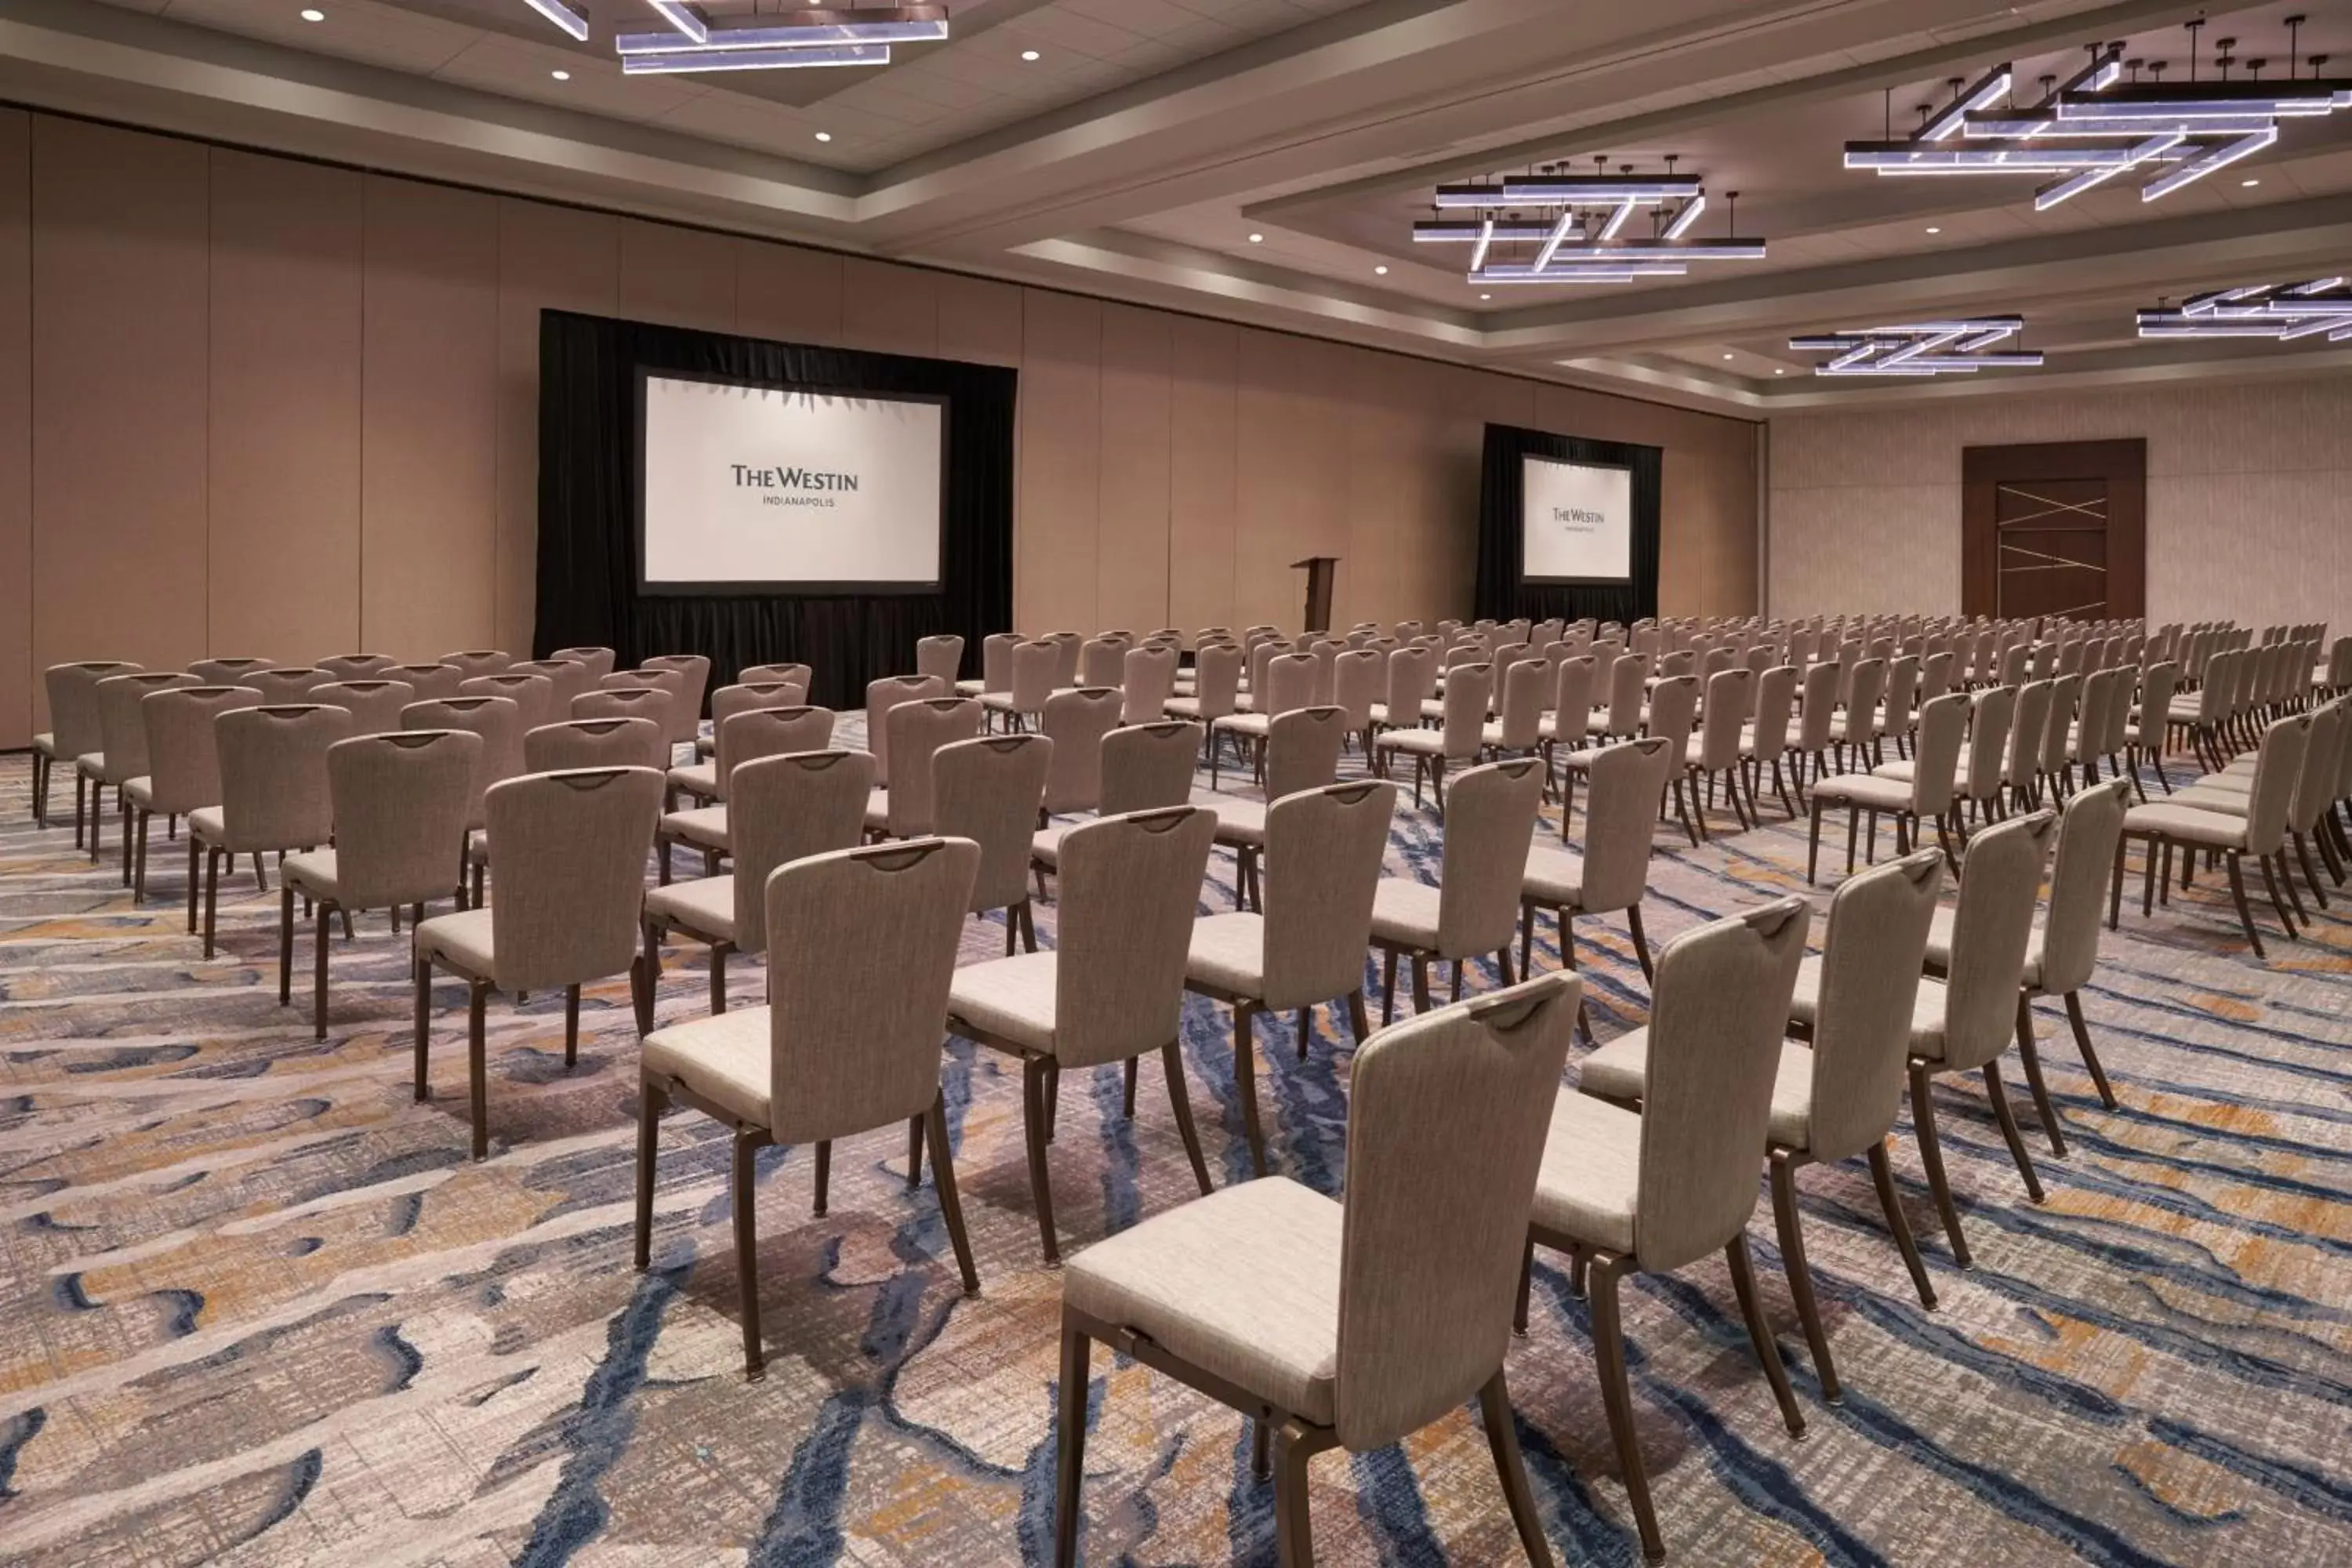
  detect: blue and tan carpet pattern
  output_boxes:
[1,731,2348,1566]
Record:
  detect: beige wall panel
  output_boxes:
[0,112,27,746]
[734,238,843,347]
[618,216,735,334]
[1339,352,1429,630]
[1094,305,1172,633]
[495,199,618,652]
[360,176,499,659]
[208,149,363,666]
[1165,316,1239,634]
[1234,330,1348,633]
[1015,289,1101,633]
[840,256,938,360]
[935,272,1023,368]
[31,118,209,686]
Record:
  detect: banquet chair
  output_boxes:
[310,679,416,737]
[1370,757,1542,1022]
[946,805,1220,1263]
[1828,657,1888,772]
[383,662,466,703]
[1364,643,1436,746]
[916,634,964,686]
[1184,779,1397,1174]
[2114,712,2308,956]
[414,767,661,1159]
[1374,662,1491,816]
[615,666,694,761]
[1032,720,1202,889]
[739,661,812,691]
[440,650,512,681]
[192,704,352,956]
[241,666,327,705]
[1738,663,1802,818]
[1517,898,1810,1563]
[1534,654,1598,794]
[2155,699,2343,920]
[87,671,198,869]
[1054,973,1575,1568]
[506,658,593,717]
[189,656,270,687]
[1213,652,1317,790]
[956,632,1018,699]
[640,749,873,1024]
[643,654,713,744]
[1682,666,1755,838]
[1076,637,1128,690]
[667,681,808,805]
[1806,691,1966,882]
[35,660,138,833]
[935,732,1054,956]
[864,697,983,838]
[1330,648,1382,757]
[637,837,982,1379]
[865,673,950,782]
[982,641,1057,733]
[657,706,837,880]
[458,672,554,739]
[2122,661,2178,800]
[1121,643,1178,725]
[404,695,523,910]
[551,646,617,682]
[128,684,261,904]
[525,717,666,774]
[281,729,481,1041]
[1163,641,1241,731]
[1037,687,1123,820]
[1480,659,1549,768]
[1200,706,1347,913]
[2038,673,2082,802]
[1519,736,1671,1039]
[316,653,394,681]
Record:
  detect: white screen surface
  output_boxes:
[1521,456,1634,583]
[641,373,943,592]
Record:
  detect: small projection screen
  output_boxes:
[1519,454,1635,584]
[637,369,946,594]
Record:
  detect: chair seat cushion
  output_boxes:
[695,735,716,758]
[1376,728,1450,757]
[1213,713,1270,739]
[667,761,717,798]
[1870,759,1918,783]
[664,804,730,851]
[416,908,497,980]
[466,827,488,866]
[1555,746,1602,775]
[33,731,55,758]
[1196,793,1267,849]
[188,805,227,842]
[1529,1092,1642,1255]
[1520,845,1585,907]
[2164,786,2251,817]
[1062,1177,1341,1426]
[2123,802,2250,848]
[645,874,737,942]
[1790,956,1948,1060]
[1031,821,1072,869]
[1185,912,1266,999]
[1163,695,1205,718]
[1481,723,1530,750]
[1578,1027,1817,1150]
[1923,906,2045,989]
[1368,877,1443,949]
[946,950,1060,1053]
[282,848,341,900]
[123,776,156,808]
[953,678,987,697]
[1419,698,1448,722]
[644,1007,771,1126]
[1811,773,1916,811]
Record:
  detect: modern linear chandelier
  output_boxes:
[520,2,949,74]
[1789,318,2045,376]
[2137,278,2352,342]
[1411,161,1766,285]
[1844,18,2352,211]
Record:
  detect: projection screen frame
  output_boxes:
[1519,452,1635,587]
[634,365,952,597]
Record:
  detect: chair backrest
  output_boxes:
[1052,806,1220,1067]
[323,729,481,909]
[1493,659,1548,750]
[1102,720,1201,814]
[717,706,838,797]
[1559,739,1662,916]
[1906,692,1971,815]
[95,673,200,782]
[2240,713,2311,855]
[866,674,950,784]
[45,662,142,758]
[643,654,712,736]
[618,666,694,746]
[1844,659,1887,742]
[188,656,270,686]
[312,679,418,739]
[2071,668,2114,764]
[1120,644,1178,725]
[317,653,394,681]
[1330,972,1577,1450]
[1331,648,1384,731]
[916,634,964,684]
[1004,642,1058,714]
[551,645,617,681]
[2125,660,2174,753]
[1257,652,1316,719]
[1748,665,1799,761]
[1602,654,1650,734]
[2005,681,2053,788]
[233,667,323,705]
[524,717,667,773]
[1693,668,1751,770]
[1379,644,1436,719]
[707,682,808,795]
[1938,810,2058,1071]
[212,704,353,853]
[1078,637,1127,689]
[1434,758,1542,959]
[971,633,1018,695]
[1040,688,1123,813]
[763,837,980,1145]
[2037,778,2129,998]
[1264,706,1348,801]
[139,685,263,815]
[2039,674,2082,773]
[506,658,593,715]
[2288,699,2344,832]
[729,749,876,949]
[441,650,512,682]
[1434,663,1493,757]
[384,662,466,703]
[1259,780,1398,1010]
[740,661,813,690]
[1550,655,1598,733]
[883,697,983,836]
[401,696,521,830]
[1186,643,1243,721]
[575,684,673,735]
[458,672,554,737]
[1641,673,1700,751]
[481,768,662,992]
[1806,851,1945,1162]
[1794,660,1840,751]
[935,733,1054,913]
[1918,650,1955,705]
[1882,655,1922,733]
[1632,896,1811,1272]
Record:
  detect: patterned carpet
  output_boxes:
[2,729,2348,1568]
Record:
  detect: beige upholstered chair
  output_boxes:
[316,653,394,681]
[1121,644,1178,725]
[615,666,694,756]
[1534,654,1597,783]
[440,650,512,682]
[1212,652,1316,790]
[525,717,666,774]
[383,662,466,703]
[1329,648,1383,757]
[1365,644,1436,739]
[129,684,261,904]
[1374,662,1491,815]
[1581,851,1947,1406]
[864,696,983,838]
[982,641,1058,731]
[88,671,199,869]
[1031,720,1202,886]
[1738,663,1802,818]
[281,730,481,1041]
[1038,687,1123,817]
[551,645,618,681]
[191,704,352,956]
[668,681,808,804]
[2114,712,2308,956]
[310,679,416,738]
[946,805,1219,1263]
[643,654,713,747]
[1518,898,1811,1563]
[507,658,593,717]
[188,656,270,687]
[916,633,965,686]
[1163,641,1240,729]
[1519,736,1672,1038]
[2162,697,2343,913]
[1075,636,1128,690]
[1055,974,1577,1568]
[1806,691,1967,882]
[956,632,1018,698]
[657,706,837,879]
[637,837,983,1379]
[413,767,662,1158]
[2037,673,2082,802]
[1480,659,1549,764]
[740,661,813,691]
[35,660,138,835]
[457,672,554,739]
[1796,810,2056,1267]
[1682,666,1755,837]
[641,749,874,1023]
[242,666,328,705]
[402,695,523,909]
[1370,757,1543,1021]
[935,733,1054,954]
[1200,706,1347,912]
[577,682,673,740]
[865,673,950,781]
[1185,780,1397,1174]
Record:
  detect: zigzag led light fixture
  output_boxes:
[518,2,949,73]
[1789,318,2044,376]
[1411,160,1766,285]
[1845,20,2352,211]
[2137,278,2352,341]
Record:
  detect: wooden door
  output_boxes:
[1962,440,2144,622]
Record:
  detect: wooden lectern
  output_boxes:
[1291,556,1338,635]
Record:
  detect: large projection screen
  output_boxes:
[638,370,946,594]
[1520,455,1635,584]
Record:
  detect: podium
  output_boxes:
[1291,556,1338,636]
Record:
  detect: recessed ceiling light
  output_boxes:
[1774,368,1786,375]
[1926,226,1942,234]
[815,131,833,142]
[299,6,324,17]
[2241,177,2260,187]
[1374,265,1388,275]
[1722,352,1734,361]
[550,68,570,80]
[1480,292,1492,300]
[1247,232,1263,243]
[1020,49,1040,61]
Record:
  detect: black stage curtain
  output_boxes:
[1473,423,1662,626]
[534,309,1015,710]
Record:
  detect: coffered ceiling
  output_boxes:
[10,0,2352,412]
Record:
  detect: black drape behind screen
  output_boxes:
[1473,423,1662,626]
[534,310,1015,710]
